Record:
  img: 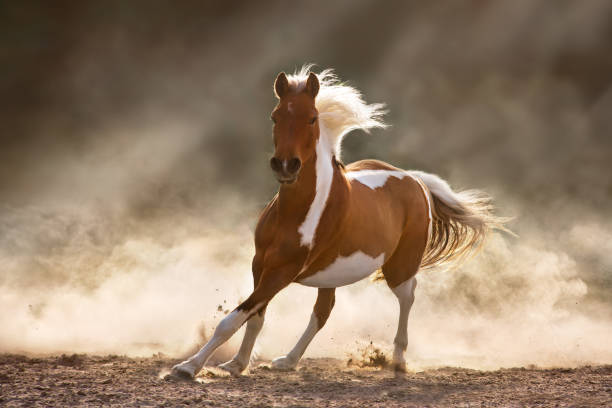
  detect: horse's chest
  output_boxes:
[298,251,385,288]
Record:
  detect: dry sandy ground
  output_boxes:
[0,354,610,407]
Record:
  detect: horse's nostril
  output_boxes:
[270,157,283,173]
[287,158,301,174]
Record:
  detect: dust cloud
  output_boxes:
[2,200,611,369]
[1,1,611,369]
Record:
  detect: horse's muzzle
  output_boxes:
[270,157,301,184]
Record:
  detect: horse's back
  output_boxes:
[345,159,400,172]
[344,159,429,215]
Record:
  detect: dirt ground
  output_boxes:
[0,354,610,407]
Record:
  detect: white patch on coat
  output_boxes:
[346,169,433,239]
[346,170,406,189]
[299,251,385,288]
[298,127,334,248]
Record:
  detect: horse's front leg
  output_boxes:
[217,261,267,376]
[217,305,267,376]
[271,287,335,370]
[171,268,295,379]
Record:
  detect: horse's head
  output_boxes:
[269,71,320,184]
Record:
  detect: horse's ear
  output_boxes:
[305,72,319,98]
[274,72,289,98]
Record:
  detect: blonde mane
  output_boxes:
[286,65,387,160]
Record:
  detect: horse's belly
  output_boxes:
[298,251,385,288]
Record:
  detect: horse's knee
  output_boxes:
[236,290,270,315]
[238,271,294,315]
[215,315,239,337]
[214,308,253,339]
[246,309,266,330]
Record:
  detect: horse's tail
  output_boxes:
[411,171,512,269]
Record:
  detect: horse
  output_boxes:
[171,66,507,379]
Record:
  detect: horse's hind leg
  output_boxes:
[271,288,335,370]
[382,226,426,371]
[387,275,417,372]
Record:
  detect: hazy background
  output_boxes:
[1,1,611,369]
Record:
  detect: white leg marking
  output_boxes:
[346,169,406,189]
[272,313,320,370]
[298,126,334,248]
[172,307,257,378]
[391,277,417,370]
[299,251,385,288]
[218,312,265,376]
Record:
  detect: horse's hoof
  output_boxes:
[170,363,196,380]
[218,359,246,377]
[270,356,297,371]
[164,371,193,382]
[392,362,407,373]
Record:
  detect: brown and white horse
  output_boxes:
[171,66,506,378]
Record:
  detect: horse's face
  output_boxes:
[269,72,320,184]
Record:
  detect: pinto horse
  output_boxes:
[171,67,506,378]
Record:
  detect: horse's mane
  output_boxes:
[286,65,387,160]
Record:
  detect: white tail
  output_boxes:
[409,171,511,268]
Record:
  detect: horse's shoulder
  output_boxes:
[344,159,402,172]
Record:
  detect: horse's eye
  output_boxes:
[309,116,318,125]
